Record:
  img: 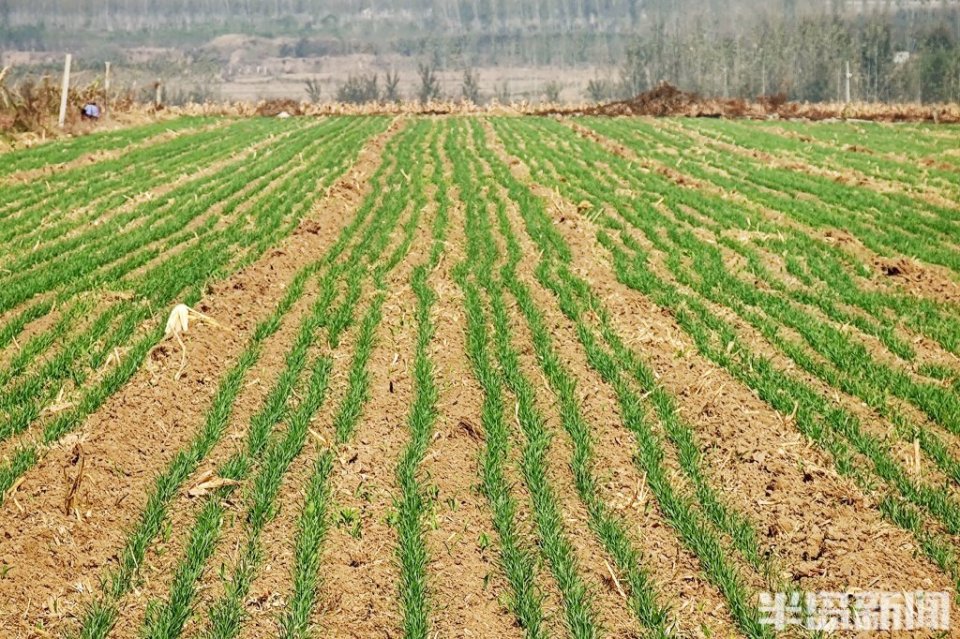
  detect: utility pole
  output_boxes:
[844,60,852,103]
[104,61,111,119]
[58,53,72,128]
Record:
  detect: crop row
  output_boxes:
[590,117,960,275]
[0,116,218,179]
[492,116,960,596]
[78,118,439,639]
[0,118,291,261]
[0,116,389,502]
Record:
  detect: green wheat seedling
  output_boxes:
[76,264,320,639]
[451,122,600,639]
[140,278,337,639]
[201,122,436,639]
[393,125,449,639]
[480,119,774,638]
[0,118,390,501]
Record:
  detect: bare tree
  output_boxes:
[384,69,401,103]
[418,62,440,104]
[303,77,322,103]
[461,67,480,104]
[543,80,562,102]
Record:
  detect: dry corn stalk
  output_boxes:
[150,304,226,381]
[187,469,241,497]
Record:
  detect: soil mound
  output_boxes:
[255,98,303,117]
[538,81,960,122]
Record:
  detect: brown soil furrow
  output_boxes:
[482,136,740,637]
[485,120,954,603]
[417,186,526,638]
[0,118,400,638]
[601,214,956,593]
[108,274,325,639]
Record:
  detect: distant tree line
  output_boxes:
[609,3,960,103]
[2,0,958,103]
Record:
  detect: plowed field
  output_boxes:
[1,116,958,638]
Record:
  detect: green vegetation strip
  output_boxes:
[0,118,389,500]
[452,119,602,639]
[482,119,774,638]
[493,116,960,597]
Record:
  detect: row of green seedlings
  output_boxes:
[0,118,368,449]
[0,116,217,179]
[493,117,960,596]
[76,116,422,639]
[263,121,438,639]
[204,119,437,639]
[589,116,960,360]
[0,119,287,273]
[477,118,778,638]
[0,116,308,380]
[458,117,757,636]
[553,118,960,475]
[442,119,550,639]
[0,118,304,388]
[0,117,371,400]
[392,123,449,639]
[0,121,301,440]
[662,116,960,231]
[758,119,960,164]
[606,116,960,274]
[518,118,960,458]
[0,117,249,249]
[0,117,391,503]
[0,118,341,316]
[586,114,957,273]
[119,120,436,639]
[546,118,960,500]
[454,117,630,639]
[694,118,960,197]
[239,119,438,639]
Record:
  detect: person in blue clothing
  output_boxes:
[80,102,101,120]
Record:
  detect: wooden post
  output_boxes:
[58,53,72,129]
[104,61,111,119]
[155,80,162,108]
[844,60,852,103]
